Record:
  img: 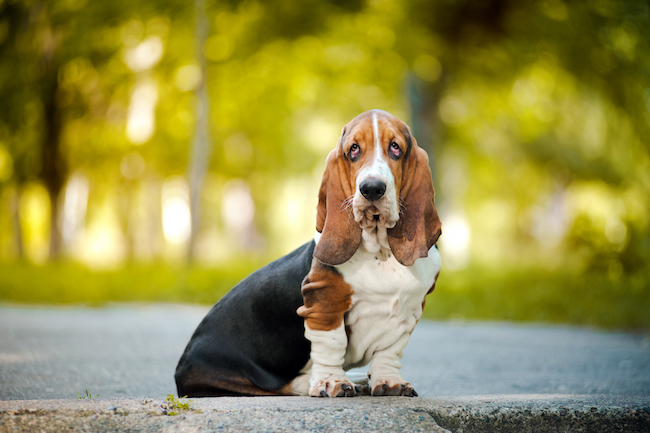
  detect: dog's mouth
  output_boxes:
[356,205,396,229]
[366,206,380,219]
[366,206,381,221]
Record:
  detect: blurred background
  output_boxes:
[0,0,648,330]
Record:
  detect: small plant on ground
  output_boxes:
[164,394,199,416]
[77,389,99,399]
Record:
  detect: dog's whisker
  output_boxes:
[397,201,406,216]
[340,195,355,211]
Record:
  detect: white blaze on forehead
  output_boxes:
[364,111,391,176]
[372,112,380,154]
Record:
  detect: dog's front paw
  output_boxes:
[371,377,417,397]
[309,375,357,397]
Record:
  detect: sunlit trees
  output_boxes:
[0,0,186,262]
[0,0,648,281]
[402,0,650,273]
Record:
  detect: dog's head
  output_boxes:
[314,109,441,267]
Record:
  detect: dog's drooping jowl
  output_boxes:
[175,109,442,397]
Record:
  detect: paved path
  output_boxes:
[1,305,649,401]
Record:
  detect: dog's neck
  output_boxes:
[360,223,392,261]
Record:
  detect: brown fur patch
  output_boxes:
[277,380,303,396]
[178,369,289,397]
[297,258,354,332]
[313,148,362,266]
[387,147,442,266]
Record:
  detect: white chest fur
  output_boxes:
[332,233,441,370]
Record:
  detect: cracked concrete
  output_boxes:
[1,305,649,432]
[1,395,649,432]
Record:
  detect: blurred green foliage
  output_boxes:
[432,265,650,330]
[0,259,258,305]
[0,0,648,329]
[1,260,648,330]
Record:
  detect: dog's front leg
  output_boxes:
[297,259,356,397]
[367,331,418,396]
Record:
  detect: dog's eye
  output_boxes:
[389,142,402,159]
[349,143,361,161]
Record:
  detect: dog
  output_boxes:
[175,109,442,397]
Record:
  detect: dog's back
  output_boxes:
[174,241,314,396]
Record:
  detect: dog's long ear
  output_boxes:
[313,136,362,266]
[387,143,442,267]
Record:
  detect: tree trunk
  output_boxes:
[39,26,66,260]
[10,186,25,258]
[187,0,212,263]
[407,72,446,187]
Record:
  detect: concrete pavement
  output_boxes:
[1,304,649,432]
[1,394,649,432]
[1,304,648,400]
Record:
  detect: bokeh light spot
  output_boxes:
[162,177,191,245]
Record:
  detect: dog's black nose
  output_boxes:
[359,179,386,201]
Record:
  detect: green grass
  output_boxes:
[0,259,648,331]
[163,394,200,415]
[0,259,264,306]
[425,265,650,331]
[165,394,190,411]
[77,389,99,400]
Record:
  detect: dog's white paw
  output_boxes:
[370,377,417,397]
[309,375,357,397]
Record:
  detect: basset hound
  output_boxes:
[175,109,442,398]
